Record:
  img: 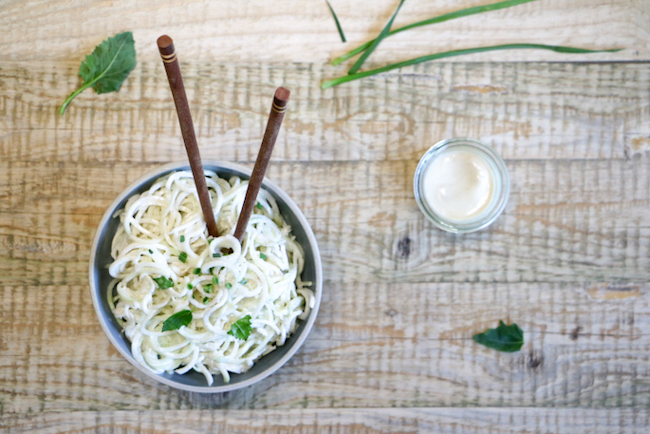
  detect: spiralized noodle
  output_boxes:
[108,170,315,385]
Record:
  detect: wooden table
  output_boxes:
[2,0,649,432]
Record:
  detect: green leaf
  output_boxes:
[161,310,192,332]
[473,321,524,352]
[348,0,405,75]
[322,44,622,89]
[227,315,252,340]
[153,276,173,290]
[59,31,136,115]
[326,1,347,43]
[331,0,538,66]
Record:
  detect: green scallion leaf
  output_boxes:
[326,0,347,43]
[193,268,201,275]
[225,283,232,289]
[213,252,222,258]
[260,253,268,260]
[213,276,219,285]
[203,296,209,305]
[240,279,247,285]
[204,284,213,293]
[180,235,185,242]
[255,202,263,210]
[161,310,192,332]
[187,283,193,289]
[179,252,188,263]
[348,0,405,75]
[227,315,252,340]
[323,44,622,89]
[153,276,173,290]
[331,0,538,66]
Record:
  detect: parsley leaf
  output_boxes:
[161,310,192,332]
[153,276,173,290]
[473,321,524,352]
[59,31,136,115]
[227,315,252,340]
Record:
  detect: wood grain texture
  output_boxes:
[0,157,648,286]
[1,5,649,429]
[2,61,649,164]
[0,0,648,63]
[2,408,650,433]
[2,281,650,412]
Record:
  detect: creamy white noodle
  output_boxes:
[108,170,314,384]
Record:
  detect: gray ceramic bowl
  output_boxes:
[89,161,322,393]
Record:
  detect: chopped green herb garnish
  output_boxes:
[213,276,219,285]
[227,315,252,340]
[193,268,201,275]
[187,283,193,289]
[180,235,185,242]
[260,253,268,260]
[203,296,209,305]
[240,279,247,285]
[204,284,213,293]
[148,249,153,254]
[255,202,263,210]
[161,310,192,332]
[179,252,187,263]
[153,276,173,289]
[213,252,222,258]
[225,283,232,289]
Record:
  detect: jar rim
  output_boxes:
[413,138,510,233]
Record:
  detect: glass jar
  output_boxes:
[413,138,510,233]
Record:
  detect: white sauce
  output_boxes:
[422,148,494,222]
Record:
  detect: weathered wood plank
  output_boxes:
[0,157,648,285]
[1,0,648,64]
[2,408,650,434]
[2,282,649,412]
[1,62,649,163]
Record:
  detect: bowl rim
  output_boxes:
[89,160,323,393]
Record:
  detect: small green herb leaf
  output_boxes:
[260,253,268,260]
[180,235,185,242]
[255,202,263,210]
[473,321,524,352]
[326,1,347,43]
[213,253,222,258]
[59,31,136,115]
[187,283,193,289]
[204,284,213,293]
[240,278,247,285]
[148,249,153,254]
[193,268,201,275]
[213,276,219,285]
[227,315,252,340]
[348,0,405,75]
[161,310,192,332]
[225,283,232,289]
[203,296,209,305]
[153,276,173,290]
[179,252,188,263]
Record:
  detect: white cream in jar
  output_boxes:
[414,138,510,233]
[421,148,495,222]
